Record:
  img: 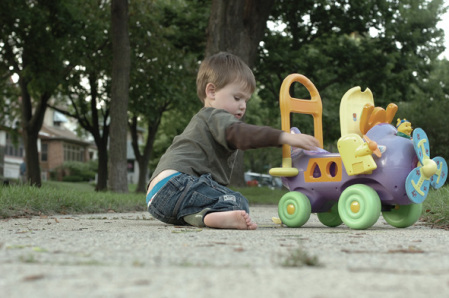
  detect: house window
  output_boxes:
[41,143,48,161]
[5,133,24,157]
[63,143,84,162]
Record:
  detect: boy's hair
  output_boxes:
[196,52,256,103]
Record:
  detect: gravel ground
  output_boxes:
[1,205,449,298]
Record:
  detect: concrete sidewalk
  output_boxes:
[1,205,448,298]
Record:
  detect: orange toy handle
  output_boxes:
[270,74,323,177]
[280,74,323,149]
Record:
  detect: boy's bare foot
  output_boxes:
[203,210,258,230]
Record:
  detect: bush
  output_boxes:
[54,161,97,182]
[62,175,85,182]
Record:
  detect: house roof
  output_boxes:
[40,124,93,146]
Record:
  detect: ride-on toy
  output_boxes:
[269,74,447,229]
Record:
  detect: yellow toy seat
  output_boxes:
[269,74,324,177]
[339,86,374,137]
[338,87,390,176]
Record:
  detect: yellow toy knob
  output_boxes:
[350,201,360,213]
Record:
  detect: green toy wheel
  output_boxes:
[278,191,311,227]
[382,203,423,228]
[338,184,381,230]
[317,203,343,227]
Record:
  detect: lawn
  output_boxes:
[0,181,143,218]
[0,181,447,229]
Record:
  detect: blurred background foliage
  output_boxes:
[1,0,448,179]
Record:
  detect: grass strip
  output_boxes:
[1,182,447,229]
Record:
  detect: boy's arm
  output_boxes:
[226,122,319,151]
[226,122,281,150]
[278,131,320,150]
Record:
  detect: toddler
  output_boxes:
[147,52,319,230]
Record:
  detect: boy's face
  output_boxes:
[205,81,252,120]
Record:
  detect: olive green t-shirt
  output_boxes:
[150,107,282,186]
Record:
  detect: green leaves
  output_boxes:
[256,0,447,147]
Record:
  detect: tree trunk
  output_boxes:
[108,0,131,192]
[130,115,161,193]
[206,0,275,68]
[205,0,275,186]
[95,139,109,191]
[19,77,49,187]
[136,159,149,193]
[22,130,41,186]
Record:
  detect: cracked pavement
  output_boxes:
[1,205,448,298]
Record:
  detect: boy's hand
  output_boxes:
[279,132,320,151]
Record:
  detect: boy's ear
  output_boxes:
[205,83,216,99]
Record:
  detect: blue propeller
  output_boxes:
[405,128,448,203]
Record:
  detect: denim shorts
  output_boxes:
[147,173,250,225]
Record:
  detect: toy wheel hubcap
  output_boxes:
[350,201,360,213]
[287,204,295,215]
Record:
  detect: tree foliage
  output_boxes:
[0,0,85,186]
[1,0,447,187]
[50,0,112,191]
[398,58,449,160]
[252,0,447,166]
[127,0,207,192]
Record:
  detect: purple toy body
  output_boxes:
[282,123,418,212]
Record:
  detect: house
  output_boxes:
[0,108,145,184]
[0,109,97,181]
[0,127,26,180]
[39,109,97,180]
